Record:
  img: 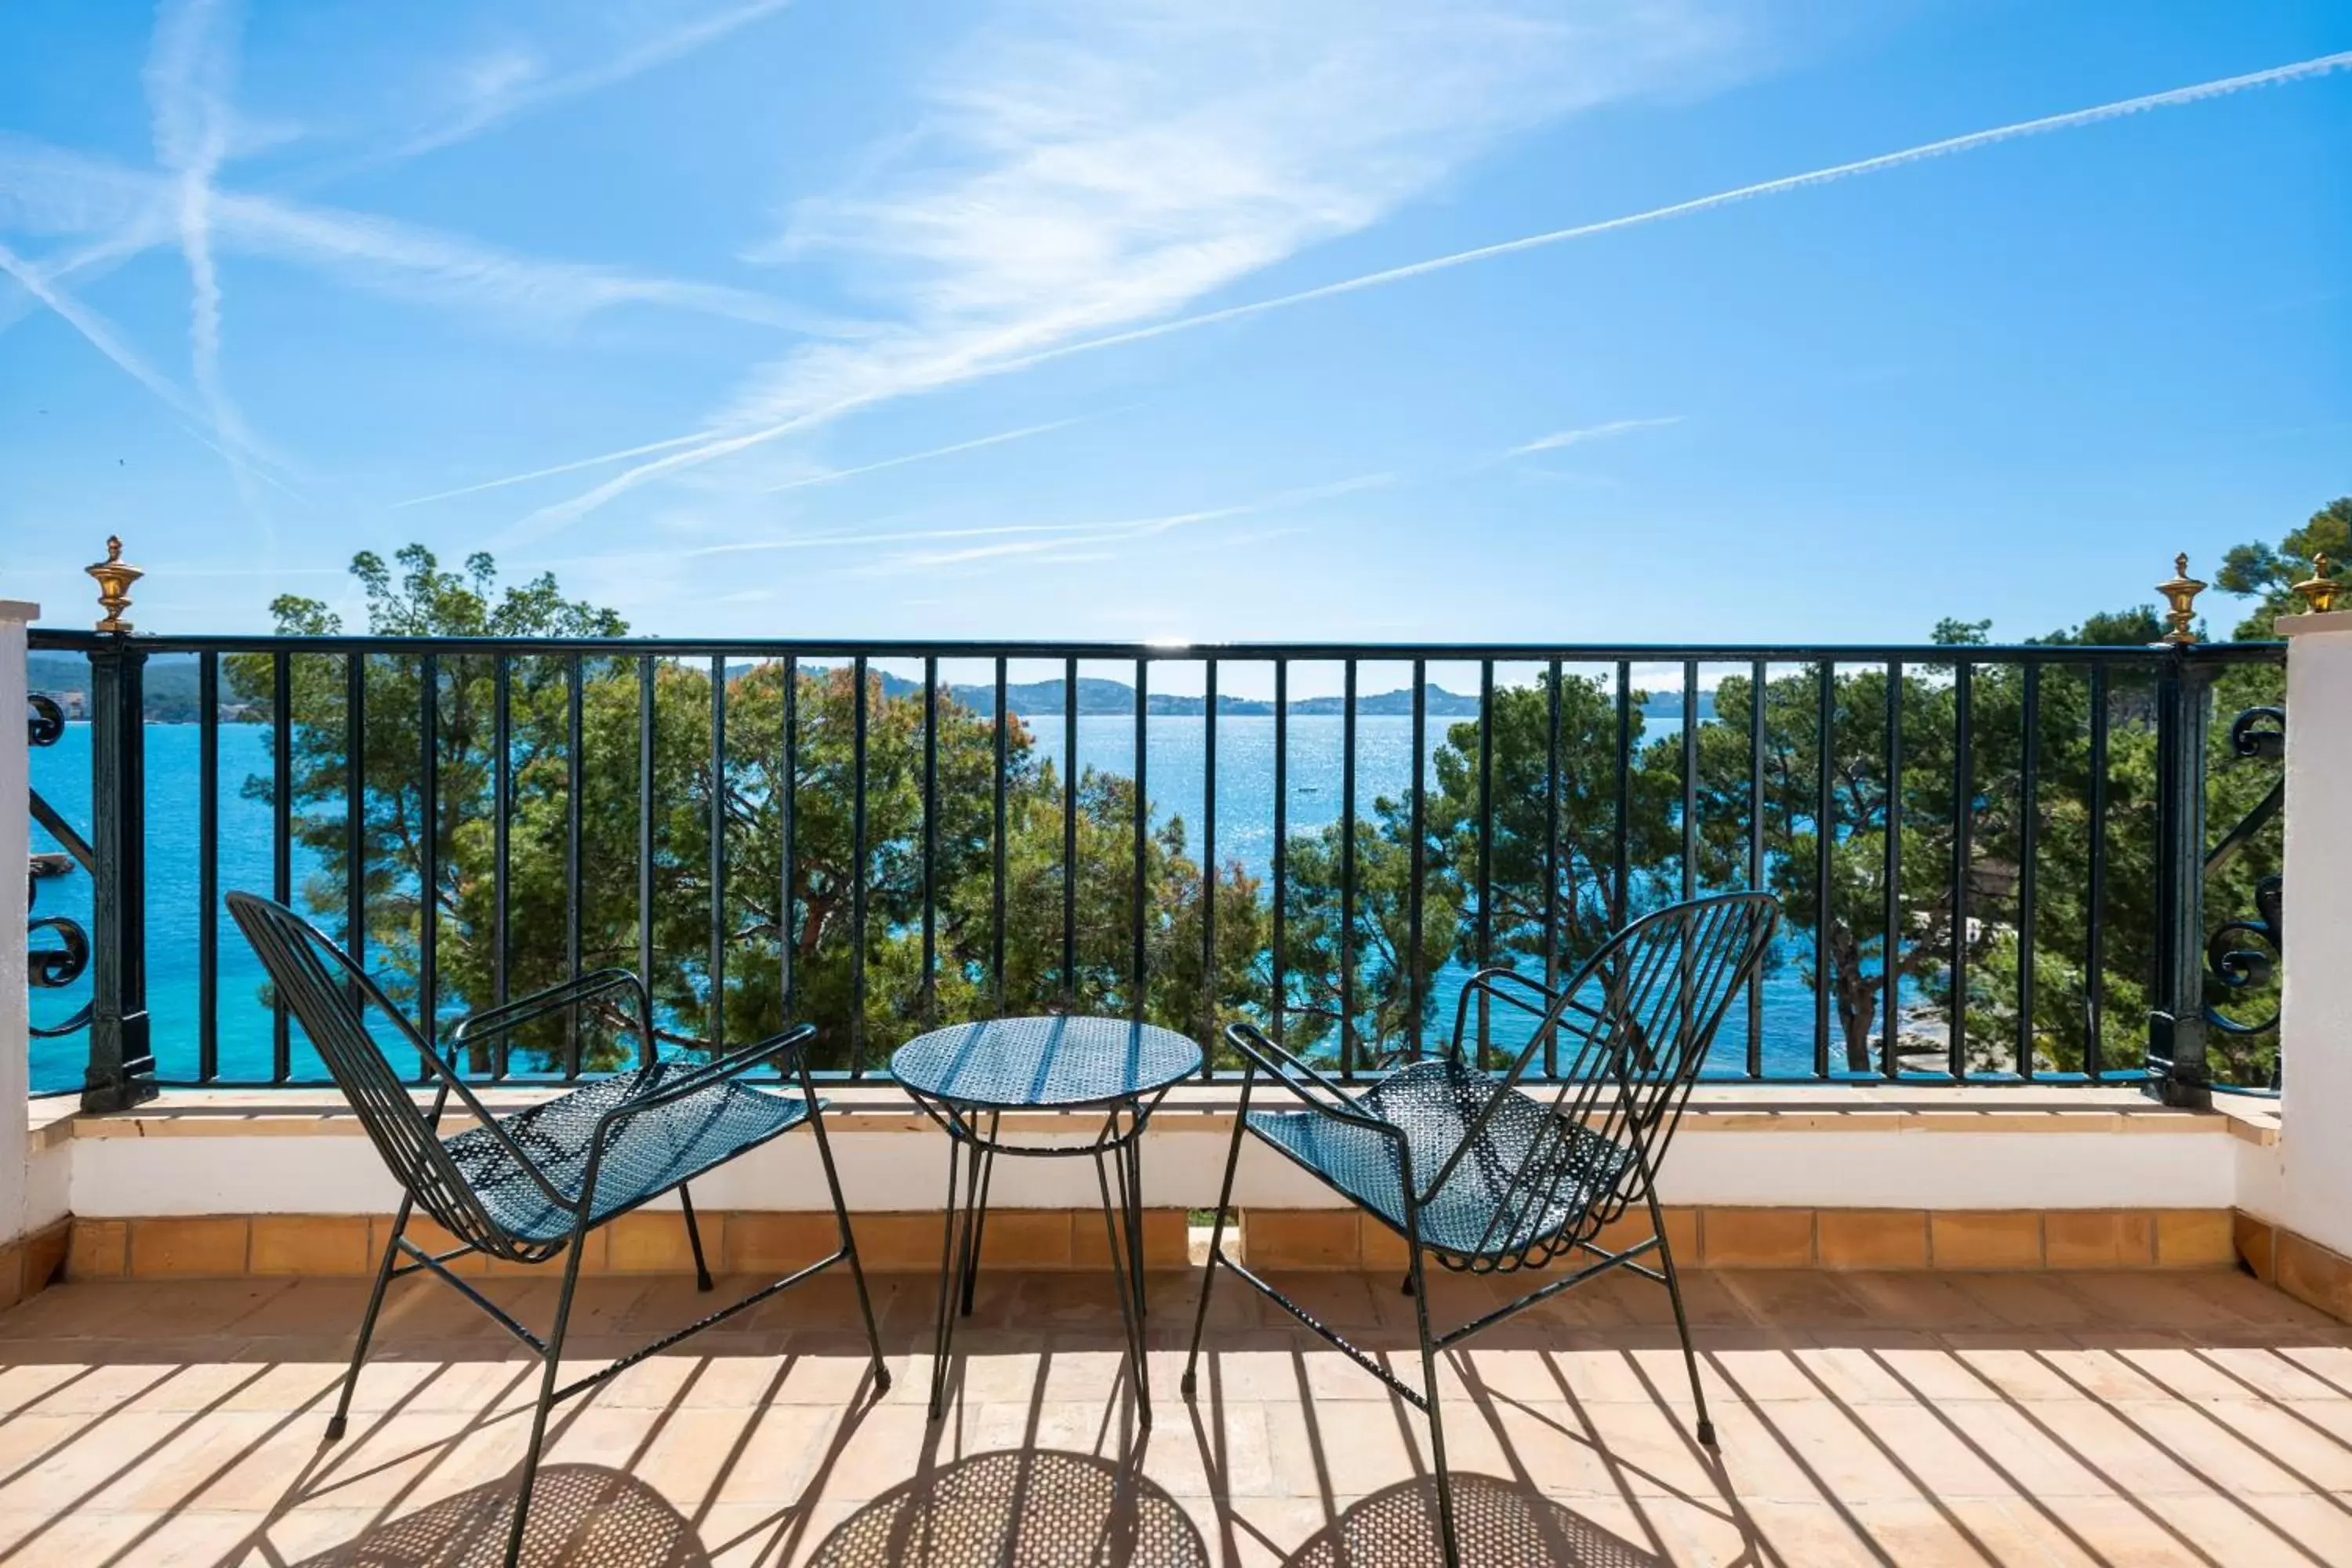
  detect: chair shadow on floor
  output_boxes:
[1283,1475,1662,1568]
[289,1464,710,1567]
[802,1448,1208,1567]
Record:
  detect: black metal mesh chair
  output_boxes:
[1181,891,1780,1568]
[227,891,887,1568]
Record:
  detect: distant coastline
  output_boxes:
[31,648,1719,725]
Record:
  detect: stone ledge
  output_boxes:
[54,1082,2240,1140]
[45,1203,2252,1283]
[64,1208,1192,1282]
[1240,1206,2240,1272]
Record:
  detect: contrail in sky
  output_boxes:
[1004,49,2352,374]
[455,49,2352,513]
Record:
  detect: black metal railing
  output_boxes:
[25,630,2288,1107]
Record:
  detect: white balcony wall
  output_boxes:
[2270,609,2352,1258]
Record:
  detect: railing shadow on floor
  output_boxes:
[287,1463,709,1566]
[800,1447,1207,1567]
[1283,1474,1662,1568]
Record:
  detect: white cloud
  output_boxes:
[146,0,278,506]
[506,0,1753,533]
[0,136,831,336]
[1506,416,1684,457]
[387,1,795,165]
[478,39,2352,528]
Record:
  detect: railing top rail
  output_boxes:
[26,628,2288,663]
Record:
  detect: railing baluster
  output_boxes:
[1881,659,1904,1081]
[851,655,869,1075]
[709,653,726,1050]
[637,655,655,1044]
[1340,659,1358,1077]
[924,655,939,1025]
[1746,659,1765,1077]
[343,652,365,1007]
[1813,659,1833,1080]
[1133,658,1148,1024]
[1476,659,1494,1065]
[492,656,510,1023]
[1544,658,1562,1075]
[1272,660,1287,1045]
[419,652,439,1069]
[1201,658,1218,1070]
[2019,661,2041,1080]
[198,652,219,1083]
[566,652,583,1076]
[1682,662,1699,904]
[991,657,1007,1014]
[2087,664,2109,1080]
[1408,659,1425,1062]
[1948,659,1974,1080]
[1612,660,1632,928]
[781,655,797,1025]
[1062,655,1077,1007]
[273,650,291,1082]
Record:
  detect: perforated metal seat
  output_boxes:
[1246,1059,1633,1261]
[448,1065,814,1247]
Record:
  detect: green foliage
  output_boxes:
[2219,498,2352,638]
[229,549,1267,1073]
[235,502,2318,1087]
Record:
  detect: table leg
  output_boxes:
[1094,1125,1152,1429]
[960,1114,999,1317]
[928,1134,982,1421]
[1123,1123,1148,1322]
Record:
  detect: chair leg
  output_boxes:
[327,1195,410,1443]
[1181,1095,1250,1400]
[804,1089,891,1393]
[502,1218,590,1568]
[1405,1230,1461,1568]
[677,1183,715,1292]
[1646,1182,1715,1447]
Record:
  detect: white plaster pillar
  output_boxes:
[0,601,36,1245]
[2277,609,2352,1258]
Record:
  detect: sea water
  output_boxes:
[28,715,1839,1091]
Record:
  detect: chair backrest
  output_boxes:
[1443,892,1780,1265]
[226,892,510,1251]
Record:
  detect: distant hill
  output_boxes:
[28,651,222,722]
[31,648,1714,728]
[866,670,1483,717]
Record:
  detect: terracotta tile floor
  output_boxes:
[0,1264,2347,1566]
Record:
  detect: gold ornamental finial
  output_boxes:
[2155,551,2205,645]
[2292,552,2341,615]
[86,535,143,634]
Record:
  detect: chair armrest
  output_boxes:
[453,969,655,1071]
[1223,1022,1401,1140]
[575,1023,821,1212]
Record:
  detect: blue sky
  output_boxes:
[2,0,2346,659]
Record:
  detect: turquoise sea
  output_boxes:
[28,714,1834,1093]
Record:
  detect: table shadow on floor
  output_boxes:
[802,1447,1207,1567]
[1283,1475,1663,1568]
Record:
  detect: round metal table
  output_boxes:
[892,1015,1204,1426]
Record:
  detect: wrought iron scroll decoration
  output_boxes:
[25,691,93,1038]
[2203,705,2283,1056]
